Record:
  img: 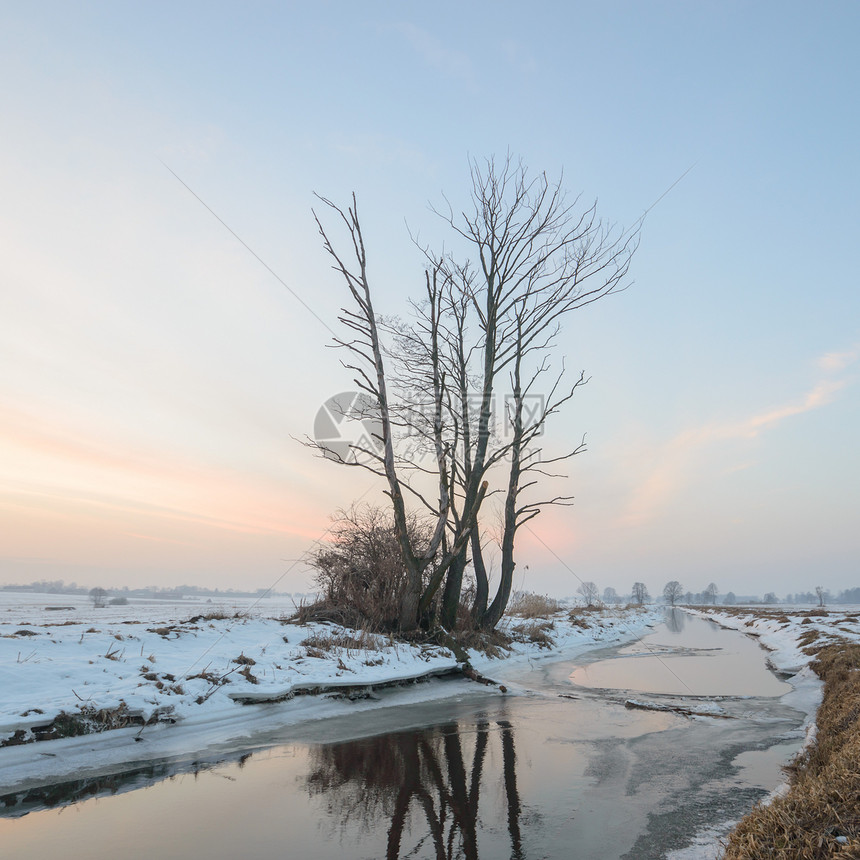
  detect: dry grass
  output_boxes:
[453,626,513,658]
[238,665,258,684]
[507,591,563,619]
[723,640,860,858]
[509,620,555,649]
[798,628,822,652]
[567,606,594,629]
[289,597,381,633]
[0,703,153,747]
[184,610,247,623]
[300,629,382,655]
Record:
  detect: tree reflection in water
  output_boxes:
[665,607,686,634]
[305,718,525,859]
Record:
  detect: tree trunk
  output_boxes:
[440,546,467,630]
[470,528,489,627]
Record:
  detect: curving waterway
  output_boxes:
[0,611,808,859]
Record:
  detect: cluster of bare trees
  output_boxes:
[312,156,637,632]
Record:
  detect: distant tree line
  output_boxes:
[0,580,299,600]
[559,582,860,607]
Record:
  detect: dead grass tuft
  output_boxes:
[184,610,247,623]
[238,665,258,684]
[507,591,563,619]
[0,703,155,747]
[300,629,381,655]
[187,669,228,686]
[303,646,327,659]
[509,620,556,649]
[454,626,513,658]
[723,640,860,858]
[567,607,594,629]
[290,598,380,632]
[798,628,822,648]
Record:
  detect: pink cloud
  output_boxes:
[620,372,850,527]
[817,345,859,372]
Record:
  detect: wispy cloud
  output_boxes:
[818,344,860,372]
[620,348,855,527]
[747,379,845,433]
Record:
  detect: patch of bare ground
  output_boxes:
[723,640,860,859]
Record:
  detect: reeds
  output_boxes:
[723,641,860,858]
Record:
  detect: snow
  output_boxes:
[683,605,860,756]
[664,821,737,860]
[8,596,854,856]
[667,605,860,858]
[0,592,662,792]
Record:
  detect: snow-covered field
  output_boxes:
[6,595,859,857]
[0,591,662,792]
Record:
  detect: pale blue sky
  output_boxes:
[1,2,858,598]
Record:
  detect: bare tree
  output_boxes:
[89,587,108,608]
[723,591,737,606]
[312,197,487,631]
[577,581,600,607]
[815,585,827,607]
[602,586,619,605]
[312,156,637,632]
[703,582,718,604]
[631,582,650,605]
[663,580,684,606]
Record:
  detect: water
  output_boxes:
[0,612,806,859]
[567,608,790,698]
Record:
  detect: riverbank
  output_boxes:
[0,592,662,793]
[687,607,860,858]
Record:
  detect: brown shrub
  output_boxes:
[301,504,439,632]
[507,591,563,619]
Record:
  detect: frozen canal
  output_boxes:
[0,611,808,859]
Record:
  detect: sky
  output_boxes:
[1,1,858,599]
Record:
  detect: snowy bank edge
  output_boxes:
[0,607,662,794]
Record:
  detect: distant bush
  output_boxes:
[108,596,128,605]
